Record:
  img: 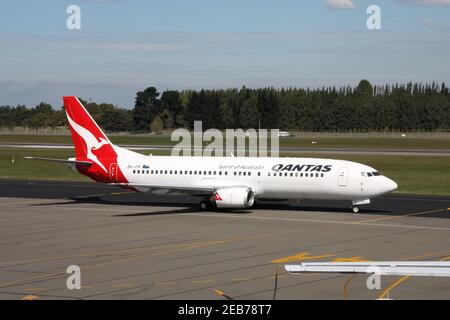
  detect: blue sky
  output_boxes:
[0,0,449,108]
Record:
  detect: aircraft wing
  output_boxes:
[24,157,93,166]
[111,182,220,195]
[285,261,450,277]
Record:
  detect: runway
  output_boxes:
[0,180,450,300]
[1,143,449,156]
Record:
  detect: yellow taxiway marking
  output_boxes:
[378,255,450,300]
[155,282,175,285]
[355,208,447,224]
[81,285,95,289]
[333,257,369,262]
[272,252,335,263]
[342,275,357,300]
[214,289,225,296]
[21,295,40,300]
[231,278,252,282]
[110,283,135,288]
[21,288,46,292]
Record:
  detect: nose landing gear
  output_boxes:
[351,199,370,213]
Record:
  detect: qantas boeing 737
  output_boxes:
[26,97,398,213]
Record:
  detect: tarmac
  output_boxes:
[0,180,449,300]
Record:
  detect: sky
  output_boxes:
[0,0,449,108]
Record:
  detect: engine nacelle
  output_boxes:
[214,187,255,209]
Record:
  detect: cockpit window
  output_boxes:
[362,171,381,177]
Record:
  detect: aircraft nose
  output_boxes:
[385,177,398,193]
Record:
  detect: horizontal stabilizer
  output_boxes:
[23,157,93,166]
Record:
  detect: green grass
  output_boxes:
[0,134,449,149]
[0,147,448,195]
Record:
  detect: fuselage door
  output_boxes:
[361,174,367,192]
[109,163,119,182]
[338,167,348,186]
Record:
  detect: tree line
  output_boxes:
[1,80,449,132]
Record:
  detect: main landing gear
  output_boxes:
[199,199,215,211]
[200,201,208,210]
[352,206,360,214]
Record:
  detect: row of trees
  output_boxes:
[132,80,450,132]
[1,80,449,132]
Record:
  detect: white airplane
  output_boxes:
[25,96,398,213]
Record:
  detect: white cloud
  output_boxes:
[399,0,450,6]
[325,0,356,9]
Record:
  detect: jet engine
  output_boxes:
[214,187,255,209]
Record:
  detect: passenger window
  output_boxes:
[219,171,222,175]
[208,171,211,175]
[225,172,228,176]
[315,173,319,177]
[258,172,261,176]
[133,170,135,174]
[248,172,251,176]
[290,173,293,177]
[321,173,324,177]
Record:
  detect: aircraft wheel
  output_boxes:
[352,206,359,214]
[200,201,208,211]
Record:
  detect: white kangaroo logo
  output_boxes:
[67,114,109,173]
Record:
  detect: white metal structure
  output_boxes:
[285,261,450,277]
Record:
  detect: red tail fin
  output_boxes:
[63,96,111,160]
[63,96,118,180]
